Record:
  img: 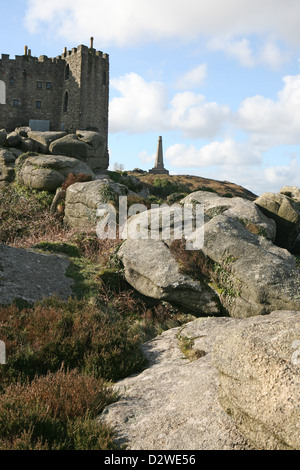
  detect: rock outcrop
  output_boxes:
[27,131,67,153]
[200,215,300,317]
[115,198,300,318]
[0,127,109,189]
[0,244,74,306]
[17,154,95,192]
[100,311,300,450]
[255,192,300,252]
[182,191,276,241]
[100,317,253,450]
[213,310,300,450]
[118,239,221,315]
[64,178,128,229]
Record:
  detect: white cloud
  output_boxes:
[208,37,256,68]
[109,73,229,138]
[165,139,262,168]
[176,64,207,89]
[208,36,288,68]
[110,73,168,133]
[177,155,300,196]
[25,0,300,47]
[259,42,288,69]
[237,74,300,146]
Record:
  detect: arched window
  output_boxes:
[63,91,68,113]
[65,64,70,81]
[0,81,6,104]
[9,76,15,87]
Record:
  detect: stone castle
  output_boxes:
[0,38,109,144]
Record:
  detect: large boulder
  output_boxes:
[100,316,253,450]
[5,131,22,148]
[255,192,300,252]
[200,215,300,317]
[76,130,109,171]
[0,244,74,306]
[0,149,16,185]
[182,191,276,241]
[49,134,90,159]
[50,133,108,171]
[280,185,300,203]
[64,178,128,229]
[118,239,221,315]
[18,154,94,192]
[27,131,67,153]
[213,310,300,450]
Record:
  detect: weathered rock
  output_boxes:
[0,244,74,306]
[18,154,94,192]
[28,131,67,153]
[118,239,221,315]
[49,134,90,159]
[15,126,31,138]
[51,132,109,171]
[100,316,253,450]
[182,191,276,241]
[0,129,7,145]
[64,178,128,229]
[200,215,300,317]
[255,192,300,251]
[76,130,108,170]
[213,310,300,450]
[20,138,37,153]
[0,149,16,185]
[280,185,300,203]
[5,131,21,148]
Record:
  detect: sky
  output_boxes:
[1,1,300,195]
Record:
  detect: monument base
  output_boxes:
[149,167,169,175]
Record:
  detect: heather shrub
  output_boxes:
[0,369,118,450]
[0,183,64,246]
[0,297,147,386]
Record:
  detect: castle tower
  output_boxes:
[61,42,109,140]
[149,136,169,174]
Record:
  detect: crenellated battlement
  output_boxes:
[0,40,109,65]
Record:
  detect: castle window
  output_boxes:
[13,99,19,107]
[65,64,70,80]
[102,71,107,86]
[0,81,6,104]
[9,77,15,87]
[36,101,42,108]
[46,82,52,90]
[36,81,42,89]
[63,91,68,113]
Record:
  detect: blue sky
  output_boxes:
[1,1,300,195]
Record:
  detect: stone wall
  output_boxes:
[0,54,64,131]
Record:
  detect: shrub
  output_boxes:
[0,368,118,450]
[0,184,64,246]
[151,178,190,199]
[61,173,92,192]
[0,297,146,386]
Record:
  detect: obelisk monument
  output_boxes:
[149,136,169,174]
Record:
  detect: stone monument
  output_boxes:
[149,136,169,175]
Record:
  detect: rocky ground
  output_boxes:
[0,128,299,450]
